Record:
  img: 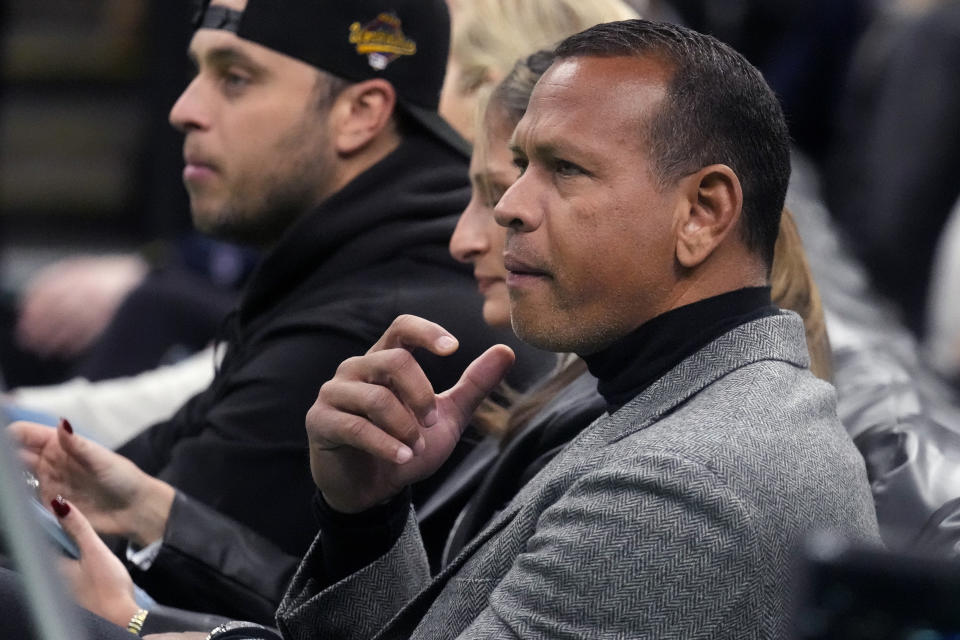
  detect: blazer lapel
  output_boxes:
[416,436,499,525]
[376,503,523,640]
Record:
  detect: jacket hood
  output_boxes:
[239,130,470,323]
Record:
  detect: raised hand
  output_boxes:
[306,314,515,513]
[49,495,140,627]
[9,419,174,546]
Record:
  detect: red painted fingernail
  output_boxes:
[51,495,70,518]
[59,418,73,434]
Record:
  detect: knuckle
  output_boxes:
[363,386,393,414]
[316,379,337,402]
[305,403,337,437]
[305,403,324,428]
[393,314,416,330]
[335,355,363,377]
[344,415,371,442]
[391,314,428,339]
[382,348,412,372]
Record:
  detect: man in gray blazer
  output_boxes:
[278,19,881,640]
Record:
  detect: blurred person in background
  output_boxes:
[826,0,960,338]
[926,195,960,383]
[1,0,254,445]
[805,0,960,557]
[665,0,874,164]
[6,0,251,385]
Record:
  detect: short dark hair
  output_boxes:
[555,19,791,267]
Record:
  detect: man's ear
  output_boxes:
[331,79,397,155]
[675,164,743,268]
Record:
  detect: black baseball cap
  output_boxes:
[192,0,469,156]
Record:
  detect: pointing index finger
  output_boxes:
[369,314,459,357]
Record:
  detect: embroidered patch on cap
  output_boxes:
[348,12,417,70]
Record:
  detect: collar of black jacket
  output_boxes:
[237,129,470,324]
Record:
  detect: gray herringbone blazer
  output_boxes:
[277,311,881,639]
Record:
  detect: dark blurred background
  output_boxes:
[0,0,192,276]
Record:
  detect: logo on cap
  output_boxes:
[349,12,417,70]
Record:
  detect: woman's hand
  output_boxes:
[50,495,140,628]
[10,419,175,546]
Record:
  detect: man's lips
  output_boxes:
[183,157,217,183]
[182,147,219,183]
[503,255,551,287]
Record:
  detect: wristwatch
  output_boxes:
[205,621,283,640]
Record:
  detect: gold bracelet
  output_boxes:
[127,608,149,636]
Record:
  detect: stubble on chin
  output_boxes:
[507,294,576,353]
[508,291,625,356]
[187,169,313,246]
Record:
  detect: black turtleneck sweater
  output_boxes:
[586,286,777,410]
[316,286,777,583]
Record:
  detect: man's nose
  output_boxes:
[494,171,542,232]
[169,76,209,133]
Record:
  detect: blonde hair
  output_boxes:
[771,208,833,381]
[448,0,641,100]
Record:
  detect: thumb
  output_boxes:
[441,345,515,426]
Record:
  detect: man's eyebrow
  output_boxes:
[190,45,267,74]
[509,141,563,160]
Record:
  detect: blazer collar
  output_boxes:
[596,310,810,444]
[499,311,811,503]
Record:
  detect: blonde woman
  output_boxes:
[439,0,643,141]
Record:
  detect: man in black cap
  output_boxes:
[8,0,546,628]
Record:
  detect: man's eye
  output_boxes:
[221,71,251,93]
[512,157,529,175]
[554,160,584,177]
